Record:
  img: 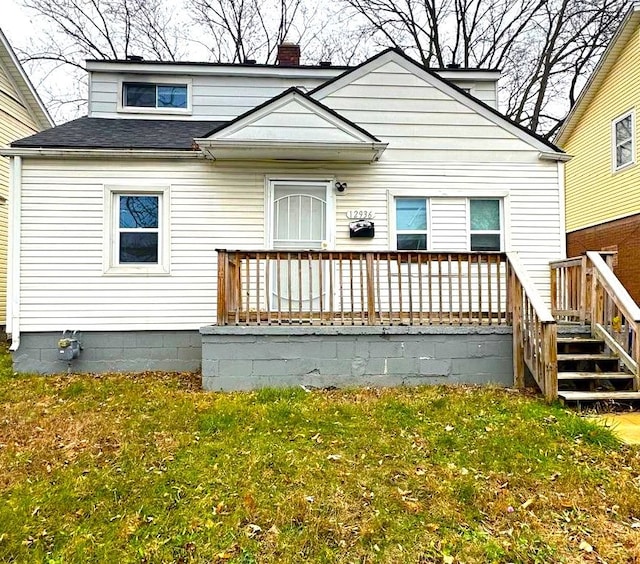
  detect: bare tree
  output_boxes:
[189,0,305,62]
[340,0,627,136]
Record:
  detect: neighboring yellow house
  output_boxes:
[0,28,52,328]
[556,2,640,302]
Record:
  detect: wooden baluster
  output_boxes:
[339,255,345,325]
[318,251,324,326]
[417,253,424,325]
[366,253,375,325]
[457,254,463,325]
[497,256,503,324]
[487,254,493,325]
[276,252,282,325]
[349,253,355,325]
[447,254,453,325]
[359,253,366,325]
[468,254,473,325]
[328,252,334,325]
[477,254,483,325]
[397,253,403,325]
[437,254,443,324]
[308,251,313,325]
[512,270,525,389]
[216,250,228,325]
[376,253,383,325]
[255,252,261,325]
[428,254,433,325]
[407,253,414,325]
[387,252,393,324]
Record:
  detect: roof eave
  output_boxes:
[0,28,54,129]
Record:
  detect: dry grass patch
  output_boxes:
[0,356,639,563]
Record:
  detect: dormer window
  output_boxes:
[118,79,192,114]
[123,82,188,109]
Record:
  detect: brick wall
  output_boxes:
[567,213,640,303]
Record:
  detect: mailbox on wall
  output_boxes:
[349,220,375,238]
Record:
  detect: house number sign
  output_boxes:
[346,210,375,219]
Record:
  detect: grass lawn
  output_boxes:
[1,354,639,563]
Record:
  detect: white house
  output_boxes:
[3,46,568,390]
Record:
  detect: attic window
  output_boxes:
[613,111,634,171]
[122,82,188,109]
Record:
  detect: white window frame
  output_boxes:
[612,110,635,172]
[390,194,431,251]
[103,185,170,275]
[467,198,503,252]
[117,76,192,115]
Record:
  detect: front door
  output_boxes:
[269,180,331,312]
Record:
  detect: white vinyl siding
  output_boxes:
[318,60,539,163]
[17,158,562,332]
[90,72,333,120]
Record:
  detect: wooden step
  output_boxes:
[558,371,633,380]
[557,353,619,361]
[559,391,640,402]
[557,337,603,344]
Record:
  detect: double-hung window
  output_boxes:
[105,186,170,274]
[469,199,502,251]
[395,198,428,250]
[613,111,634,171]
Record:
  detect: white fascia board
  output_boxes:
[539,151,572,162]
[313,50,564,158]
[556,4,640,146]
[0,28,54,129]
[0,147,204,159]
[86,60,344,80]
[209,91,378,143]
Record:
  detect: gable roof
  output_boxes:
[0,27,53,130]
[11,117,223,150]
[202,86,381,142]
[311,48,565,157]
[555,2,640,146]
[195,87,387,162]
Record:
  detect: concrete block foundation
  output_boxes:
[200,325,513,391]
[13,330,202,374]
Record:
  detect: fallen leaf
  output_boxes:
[445,425,454,432]
[579,540,593,552]
[521,498,534,510]
[443,555,454,564]
[327,454,342,461]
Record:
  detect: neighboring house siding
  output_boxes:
[563,24,640,232]
[567,213,640,303]
[0,61,39,327]
[318,60,540,162]
[18,157,561,332]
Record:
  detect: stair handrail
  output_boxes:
[507,252,557,402]
[587,251,640,389]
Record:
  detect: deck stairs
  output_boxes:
[556,325,640,403]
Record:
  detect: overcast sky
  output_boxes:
[3,0,36,44]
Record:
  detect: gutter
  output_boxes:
[7,156,21,351]
[0,148,206,159]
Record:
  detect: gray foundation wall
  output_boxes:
[200,325,514,391]
[13,331,202,374]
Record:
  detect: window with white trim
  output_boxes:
[105,186,169,274]
[395,197,428,250]
[469,199,502,251]
[123,82,188,109]
[613,111,634,170]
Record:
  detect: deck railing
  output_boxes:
[507,252,557,402]
[551,251,640,392]
[586,251,640,391]
[550,256,589,323]
[216,250,508,326]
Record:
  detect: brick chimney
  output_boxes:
[276,43,300,66]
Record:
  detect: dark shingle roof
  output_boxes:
[11,117,227,150]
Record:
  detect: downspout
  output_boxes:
[7,156,21,351]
